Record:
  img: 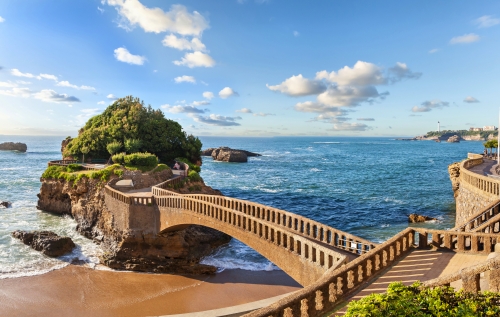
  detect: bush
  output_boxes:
[106,141,122,156]
[124,139,142,153]
[66,164,83,173]
[188,170,202,182]
[345,282,500,317]
[176,157,201,173]
[112,152,126,164]
[153,164,170,173]
[123,152,158,167]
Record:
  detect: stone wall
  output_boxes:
[455,184,497,227]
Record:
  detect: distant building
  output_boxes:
[470,127,483,131]
[483,126,497,131]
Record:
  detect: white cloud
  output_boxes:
[329,122,370,131]
[219,87,239,99]
[236,108,253,113]
[464,96,480,103]
[0,81,17,88]
[387,62,422,83]
[39,73,58,81]
[173,51,215,68]
[0,87,32,98]
[162,34,206,51]
[33,89,81,103]
[107,94,118,100]
[357,118,375,121]
[174,75,196,83]
[267,74,326,96]
[429,48,440,54]
[190,113,242,126]
[474,15,500,28]
[97,101,107,105]
[203,91,214,100]
[411,100,449,112]
[450,33,480,44]
[114,47,146,65]
[16,80,32,85]
[11,69,36,78]
[162,104,205,114]
[97,6,105,13]
[317,85,387,107]
[192,100,210,106]
[106,1,208,36]
[253,112,275,117]
[57,81,96,90]
[294,101,349,121]
[0,16,4,23]
[293,31,300,37]
[316,61,386,86]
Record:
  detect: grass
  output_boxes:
[41,164,124,184]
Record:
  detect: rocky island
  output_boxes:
[0,142,27,152]
[202,146,261,163]
[36,96,230,274]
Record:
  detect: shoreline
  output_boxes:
[0,265,301,317]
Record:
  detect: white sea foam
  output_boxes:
[312,142,340,144]
[309,168,321,172]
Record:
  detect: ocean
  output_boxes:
[0,135,485,277]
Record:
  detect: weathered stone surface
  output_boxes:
[202,146,261,158]
[448,162,460,198]
[447,135,460,143]
[201,148,216,156]
[61,137,74,160]
[0,142,27,152]
[0,201,11,208]
[408,214,437,223]
[214,148,248,162]
[11,230,75,257]
[37,168,230,274]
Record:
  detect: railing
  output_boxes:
[472,214,500,234]
[48,159,78,166]
[180,194,377,255]
[246,228,414,317]
[454,200,500,232]
[423,257,500,293]
[460,155,500,197]
[104,185,132,204]
[156,195,348,272]
[131,197,154,205]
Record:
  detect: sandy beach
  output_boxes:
[0,266,301,317]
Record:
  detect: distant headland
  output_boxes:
[398,128,499,142]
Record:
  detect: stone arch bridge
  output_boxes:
[104,177,377,286]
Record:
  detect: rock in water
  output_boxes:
[0,142,27,152]
[202,146,261,159]
[408,214,437,223]
[0,201,11,208]
[11,230,75,257]
[447,135,460,143]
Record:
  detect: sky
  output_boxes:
[0,0,499,137]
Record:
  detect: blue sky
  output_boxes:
[0,0,499,137]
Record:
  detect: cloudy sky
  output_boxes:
[0,1,499,137]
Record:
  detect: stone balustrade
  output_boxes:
[423,257,500,293]
[182,194,376,255]
[460,156,500,198]
[454,200,500,232]
[104,185,132,204]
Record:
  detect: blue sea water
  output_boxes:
[0,135,485,277]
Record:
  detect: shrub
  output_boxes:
[188,170,201,182]
[124,138,142,153]
[42,166,66,179]
[124,152,158,167]
[66,164,83,173]
[106,141,122,156]
[112,152,126,164]
[345,282,500,317]
[153,164,170,173]
[176,157,201,173]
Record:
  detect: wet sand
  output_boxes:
[0,266,301,317]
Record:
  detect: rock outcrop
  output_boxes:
[37,168,230,274]
[0,201,11,208]
[11,230,75,257]
[448,162,460,198]
[0,142,27,152]
[447,135,460,143]
[408,214,437,223]
[202,147,261,163]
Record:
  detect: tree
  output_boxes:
[124,139,142,153]
[106,141,122,156]
[81,146,89,163]
[63,96,202,163]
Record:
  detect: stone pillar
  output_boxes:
[461,273,480,293]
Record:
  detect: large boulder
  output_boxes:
[201,148,216,156]
[447,135,460,143]
[0,201,11,208]
[0,142,27,152]
[408,214,437,223]
[212,147,248,162]
[11,230,75,257]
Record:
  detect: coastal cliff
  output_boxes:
[37,169,230,274]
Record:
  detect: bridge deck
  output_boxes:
[332,249,488,315]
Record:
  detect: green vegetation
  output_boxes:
[188,170,202,182]
[483,139,498,154]
[152,164,170,173]
[425,130,498,139]
[42,164,124,183]
[345,282,500,317]
[106,141,122,156]
[112,152,159,172]
[63,96,202,164]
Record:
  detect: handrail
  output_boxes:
[48,159,79,166]
[422,257,500,293]
[413,228,500,254]
[454,200,500,231]
[459,156,500,198]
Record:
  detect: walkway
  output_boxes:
[333,250,488,315]
[468,158,498,176]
